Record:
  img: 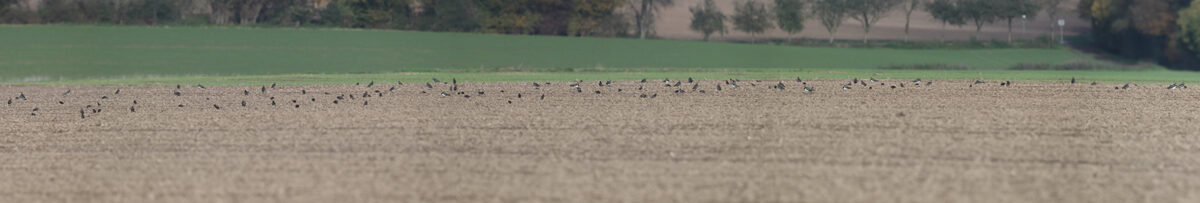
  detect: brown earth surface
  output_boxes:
[2,79,1200,202]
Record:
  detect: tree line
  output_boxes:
[689,0,1051,43]
[0,0,668,37]
[1080,0,1198,69]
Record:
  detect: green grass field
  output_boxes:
[1,25,1195,85]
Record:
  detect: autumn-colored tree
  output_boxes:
[1130,0,1175,36]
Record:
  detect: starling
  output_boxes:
[796,77,802,83]
[244,90,250,95]
[641,78,647,83]
[776,82,785,90]
[134,100,139,104]
[508,101,512,104]
[174,91,181,96]
[891,86,896,89]
[651,93,657,98]
[598,81,604,87]
[213,104,220,110]
[900,83,904,88]
[364,101,369,106]
[356,82,360,85]
[389,87,395,92]
[853,78,859,84]
[452,78,457,84]
[18,93,26,100]
[262,86,266,93]
[397,81,403,85]
[464,95,470,98]
[639,86,644,90]
[1091,81,1098,86]
[693,83,699,90]
[540,94,545,100]
[178,104,184,108]
[302,89,307,95]
[518,93,522,98]
[926,81,933,86]
[426,83,433,89]
[1071,77,1076,84]
[716,84,722,91]
[432,78,441,83]
[272,83,277,88]
[32,107,39,112]
[311,98,316,102]
[974,80,985,84]
[640,94,647,98]
[130,106,135,112]
[441,92,449,96]
[242,100,247,107]
[272,100,277,106]
[80,109,85,119]
[368,81,375,87]
[1122,83,1130,90]
[533,83,541,89]
[576,87,582,93]
[197,84,206,89]
[6,99,10,105]
[478,90,484,95]
[63,90,72,96]
[295,104,300,108]
[378,92,383,97]
[58,101,63,104]
[674,81,682,87]
[177,84,181,89]
[101,96,108,99]
[594,90,601,94]
[688,77,694,83]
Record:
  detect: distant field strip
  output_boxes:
[0,25,1086,82]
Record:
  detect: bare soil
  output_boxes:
[2,79,1199,202]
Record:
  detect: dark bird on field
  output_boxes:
[803,87,814,93]
[262,86,267,93]
[640,94,647,98]
[441,92,449,96]
[688,77,694,83]
[302,89,307,95]
[452,78,457,85]
[333,100,338,104]
[843,85,851,90]
[432,78,441,83]
[663,78,670,83]
[364,101,368,106]
[389,87,396,92]
[913,78,921,85]
[426,83,433,89]
[363,92,371,98]
[178,104,184,108]
[197,84,206,89]
[292,99,298,103]
[368,81,375,87]
[130,106,135,112]
[861,81,867,87]
[58,101,63,104]
[674,81,682,87]
[926,81,933,86]
[80,109,85,119]
[478,90,485,95]
[796,77,803,83]
[133,100,138,104]
[63,90,71,96]
[540,94,545,100]
[599,81,604,87]
[33,107,39,112]
[576,87,582,93]
[651,93,657,98]
[397,81,403,85]
[349,94,355,99]
[532,83,541,89]
[311,98,316,102]
[378,92,383,97]
[595,90,602,94]
[900,83,905,88]
[244,90,250,95]
[641,78,648,83]
[356,82,360,85]
[716,84,722,91]
[272,100,277,106]
[618,89,622,92]
[974,80,985,84]
[699,90,706,93]
[295,104,300,108]
[869,77,878,83]
[508,100,512,104]
[776,82,785,90]
[101,96,108,99]
[464,95,471,98]
[638,86,644,90]
[517,93,523,98]
[7,99,10,105]
[213,104,220,110]
[891,85,896,89]
[271,83,277,88]
[177,84,181,89]
[1006,81,1012,86]
[1071,77,1076,84]
[1091,81,1098,85]
[853,78,859,84]
[693,83,699,90]
[1169,84,1178,90]
[1122,83,1131,90]
[18,93,26,100]
[174,91,181,96]
[242,100,247,107]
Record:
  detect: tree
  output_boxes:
[346,0,413,29]
[1041,0,1065,35]
[1130,0,1175,36]
[569,0,623,36]
[899,0,922,41]
[772,0,806,42]
[958,0,997,38]
[1178,1,1200,60]
[925,0,965,42]
[689,0,726,41]
[731,0,773,42]
[994,0,1040,42]
[812,0,848,43]
[844,0,902,43]
[628,0,675,39]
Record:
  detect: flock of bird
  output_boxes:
[4,77,1189,119]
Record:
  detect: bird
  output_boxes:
[532,83,541,89]
[651,93,657,98]
[776,82,785,90]
[241,100,247,107]
[426,83,433,89]
[869,78,878,83]
[974,80,985,84]
[477,90,485,95]
[197,84,206,89]
[540,94,545,100]
[716,84,722,91]
[79,109,85,119]
[213,104,220,110]
[295,104,300,108]
[432,78,441,83]
[688,77,694,83]
[518,93,522,98]
[133,100,138,104]
[63,90,72,96]
[926,81,933,86]
[397,81,403,85]
[1091,81,1098,85]
[272,100,277,105]
[640,94,647,98]
[101,96,108,99]
[178,104,184,108]
[803,87,814,93]
[130,106,135,112]
[638,86,644,90]
[913,78,921,85]
[594,90,601,94]
[1122,83,1131,90]
[364,101,369,106]
[173,91,181,96]
[852,78,859,84]
[244,90,250,95]
[693,83,699,90]
[261,86,267,93]
[368,81,375,87]
[1169,84,1178,90]
[58,101,63,104]
[843,85,851,90]
[389,87,396,92]
[6,99,10,105]
[598,81,604,87]
[464,95,471,99]
[176,84,181,89]
[440,92,449,96]
[18,93,26,100]
[796,77,803,83]
[452,78,457,85]
[271,83,277,88]
[674,81,682,87]
[302,89,307,95]
[576,87,582,93]
[32,107,39,112]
